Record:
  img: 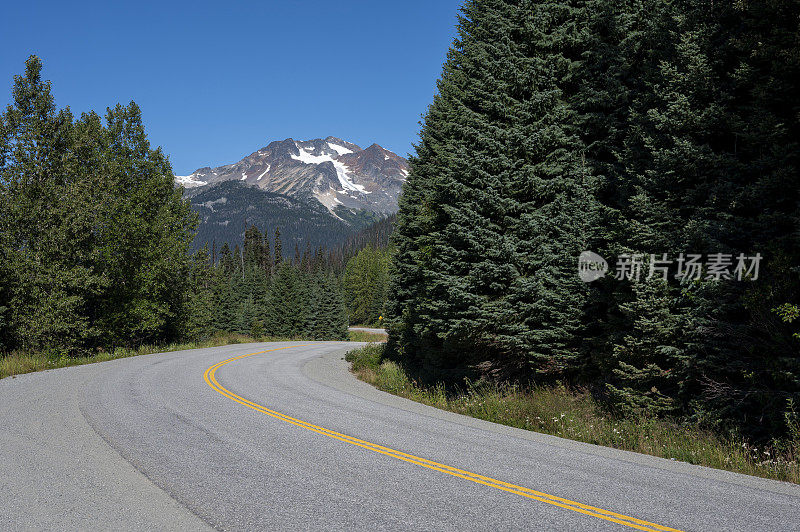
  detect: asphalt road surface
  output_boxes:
[2,342,799,531]
[347,326,387,335]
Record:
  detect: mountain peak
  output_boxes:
[175,136,408,215]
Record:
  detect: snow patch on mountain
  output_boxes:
[291,142,367,194]
[177,136,407,216]
[328,142,353,156]
[291,145,333,165]
[176,173,206,188]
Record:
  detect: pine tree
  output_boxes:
[219,243,234,274]
[590,0,800,434]
[186,246,216,340]
[262,230,273,276]
[311,272,348,340]
[243,225,264,270]
[212,274,238,332]
[232,244,243,278]
[274,227,283,267]
[679,0,800,437]
[388,0,595,380]
[267,263,306,337]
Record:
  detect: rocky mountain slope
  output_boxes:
[186,181,382,252]
[176,136,408,215]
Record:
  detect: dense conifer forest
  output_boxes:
[387,0,800,442]
[187,223,392,340]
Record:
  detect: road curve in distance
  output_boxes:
[347,326,387,335]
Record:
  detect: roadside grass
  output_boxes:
[345,343,800,485]
[0,332,305,380]
[348,329,388,342]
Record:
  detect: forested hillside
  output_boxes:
[186,218,392,337]
[388,0,800,442]
[186,180,381,252]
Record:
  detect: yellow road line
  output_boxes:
[204,345,683,532]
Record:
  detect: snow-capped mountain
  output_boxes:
[176,136,408,214]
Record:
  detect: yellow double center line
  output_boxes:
[204,345,682,532]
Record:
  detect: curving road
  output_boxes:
[1,342,799,531]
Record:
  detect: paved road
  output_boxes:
[347,326,387,335]
[2,342,799,531]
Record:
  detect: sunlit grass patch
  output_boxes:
[347,330,388,342]
[0,332,300,380]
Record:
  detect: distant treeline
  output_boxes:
[199,216,394,332]
[187,225,348,341]
[388,0,800,442]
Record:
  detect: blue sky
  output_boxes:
[1,1,462,174]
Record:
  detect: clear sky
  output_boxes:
[1,0,462,175]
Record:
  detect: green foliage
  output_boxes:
[605,277,691,417]
[0,57,363,360]
[388,0,596,380]
[343,246,389,326]
[775,304,800,340]
[387,0,800,443]
[185,225,349,342]
[266,263,307,337]
[345,343,386,373]
[0,56,196,355]
[308,272,349,340]
[348,329,388,342]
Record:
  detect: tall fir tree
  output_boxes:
[388,0,595,380]
[274,227,283,267]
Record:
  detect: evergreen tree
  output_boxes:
[212,274,238,332]
[262,231,273,276]
[219,243,234,274]
[243,225,264,270]
[186,246,216,340]
[388,0,595,380]
[232,244,243,278]
[274,227,283,267]
[266,263,306,337]
[579,0,800,433]
[310,272,349,340]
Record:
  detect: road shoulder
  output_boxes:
[303,344,800,499]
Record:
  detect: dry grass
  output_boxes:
[0,332,297,380]
[345,343,800,484]
[348,330,388,342]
